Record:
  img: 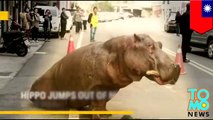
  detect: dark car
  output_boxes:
[190,31,213,59]
[164,12,177,33]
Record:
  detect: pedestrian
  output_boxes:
[43,9,52,42]
[19,7,31,40]
[60,8,69,40]
[175,11,181,36]
[82,9,88,31]
[29,9,34,27]
[73,6,83,34]
[179,3,193,63]
[31,8,40,43]
[88,6,98,42]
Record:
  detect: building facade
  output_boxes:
[160,1,189,21]
[0,0,72,37]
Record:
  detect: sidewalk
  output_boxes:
[0,40,45,89]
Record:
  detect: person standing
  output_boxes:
[60,8,69,40]
[179,3,193,63]
[82,9,88,31]
[175,11,181,36]
[73,6,83,33]
[31,8,40,43]
[43,9,52,42]
[88,7,98,42]
[19,7,31,40]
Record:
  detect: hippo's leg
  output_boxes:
[90,100,111,119]
[31,99,70,110]
[30,74,71,109]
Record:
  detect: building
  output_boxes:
[112,1,157,17]
[160,1,189,21]
[0,0,30,37]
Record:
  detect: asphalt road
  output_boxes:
[0,17,212,119]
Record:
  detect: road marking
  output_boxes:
[189,63,213,76]
[163,47,213,77]
[0,76,13,79]
[34,52,47,55]
[76,31,84,49]
[68,114,79,119]
[190,60,213,73]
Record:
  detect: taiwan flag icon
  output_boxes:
[190,0,213,34]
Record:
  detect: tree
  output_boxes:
[93,1,114,12]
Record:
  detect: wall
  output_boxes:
[161,1,189,22]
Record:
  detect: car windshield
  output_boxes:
[36,7,57,17]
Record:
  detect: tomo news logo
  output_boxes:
[187,88,210,117]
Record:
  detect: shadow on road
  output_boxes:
[190,50,210,59]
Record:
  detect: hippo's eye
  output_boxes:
[147,43,155,54]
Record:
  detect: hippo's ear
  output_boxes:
[133,34,142,42]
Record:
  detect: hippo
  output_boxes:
[30,34,180,119]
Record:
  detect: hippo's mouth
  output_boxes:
[146,70,165,85]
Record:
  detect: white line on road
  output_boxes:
[76,31,84,49]
[0,76,13,79]
[34,52,47,55]
[189,62,213,76]
[68,31,83,119]
[190,60,213,73]
[163,47,213,77]
[68,114,80,119]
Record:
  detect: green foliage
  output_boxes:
[93,1,114,12]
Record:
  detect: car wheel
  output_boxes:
[207,41,213,59]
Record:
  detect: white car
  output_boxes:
[98,12,106,22]
[65,10,73,32]
[35,5,60,38]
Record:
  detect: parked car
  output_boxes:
[118,12,124,20]
[35,5,60,38]
[164,12,177,33]
[113,12,121,20]
[105,12,113,22]
[123,12,134,18]
[66,9,77,27]
[65,10,73,32]
[190,30,213,59]
[98,12,107,22]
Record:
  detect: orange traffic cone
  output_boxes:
[175,44,185,75]
[67,34,75,54]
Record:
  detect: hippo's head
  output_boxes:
[123,34,180,85]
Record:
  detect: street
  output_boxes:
[0,17,212,119]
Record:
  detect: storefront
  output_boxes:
[0,0,32,36]
[0,0,9,37]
